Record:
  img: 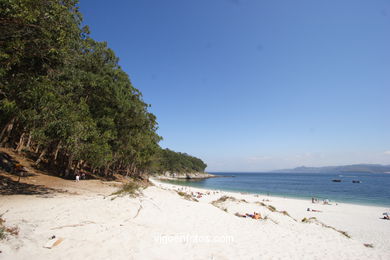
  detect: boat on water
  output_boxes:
[352,180,362,183]
[332,179,342,182]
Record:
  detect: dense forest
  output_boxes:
[150,149,207,174]
[0,0,206,178]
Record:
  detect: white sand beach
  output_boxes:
[1,176,389,260]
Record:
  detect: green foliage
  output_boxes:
[0,226,5,240]
[150,148,207,174]
[0,0,163,177]
[0,0,205,179]
[111,182,142,197]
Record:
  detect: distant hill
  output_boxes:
[273,164,390,174]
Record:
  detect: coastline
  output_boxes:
[151,178,390,255]
[154,177,389,207]
[154,172,218,180]
[159,178,390,208]
[1,173,389,259]
[163,172,390,208]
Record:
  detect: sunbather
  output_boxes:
[253,212,261,220]
[245,213,253,218]
[307,208,322,212]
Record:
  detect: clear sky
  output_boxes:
[78,0,390,171]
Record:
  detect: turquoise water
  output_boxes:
[162,172,390,207]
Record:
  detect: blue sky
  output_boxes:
[79,0,390,171]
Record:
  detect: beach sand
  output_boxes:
[0,176,389,259]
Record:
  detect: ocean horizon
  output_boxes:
[162,171,390,207]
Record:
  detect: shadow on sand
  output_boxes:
[0,174,56,195]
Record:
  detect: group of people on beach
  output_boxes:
[308,197,335,213]
[74,172,86,182]
[311,197,331,205]
[175,186,220,199]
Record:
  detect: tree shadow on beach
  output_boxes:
[0,174,56,195]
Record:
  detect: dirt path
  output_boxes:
[0,148,122,196]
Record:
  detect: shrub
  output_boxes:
[0,226,6,240]
[267,205,276,212]
[111,181,142,197]
[0,216,19,240]
[177,191,198,202]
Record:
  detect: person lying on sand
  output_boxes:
[307,208,322,212]
[253,212,261,220]
[244,212,262,219]
[383,213,390,220]
[235,212,262,219]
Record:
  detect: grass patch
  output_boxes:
[255,201,297,221]
[266,205,276,212]
[302,217,317,223]
[212,196,247,205]
[177,191,198,202]
[255,201,267,207]
[255,202,276,212]
[301,216,350,238]
[211,196,243,212]
[280,210,290,216]
[213,196,236,203]
[0,213,19,240]
[264,215,279,224]
[337,230,351,239]
[111,181,143,197]
[0,226,6,240]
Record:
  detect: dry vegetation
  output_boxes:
[111,180,148,198]
[301,217,350,238]
[0,212,19,240]
[212,196,247,205]
[177,191,198,202]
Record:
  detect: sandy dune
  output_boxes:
[0,177,389,259]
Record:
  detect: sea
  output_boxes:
[162,172,390,207]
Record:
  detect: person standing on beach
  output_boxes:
[75,174,80,182]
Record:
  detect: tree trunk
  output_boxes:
[0,117,16,146]
[26,133,32,149]
[104,165,109,176]
[35,144,40,153]
[129,162,136,175]
[16,132,26,153]
[53,141,61,160]
[64,153,74,178]
[35,148,47,165]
